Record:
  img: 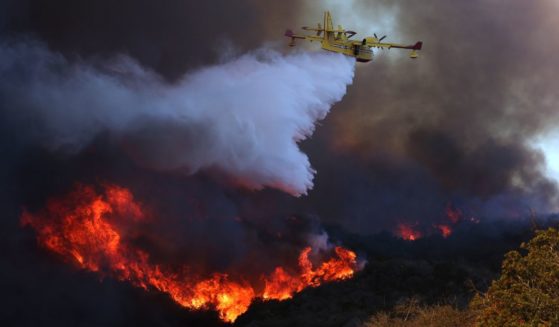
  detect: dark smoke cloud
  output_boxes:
[1,0,303,80]
[296,0,559,232]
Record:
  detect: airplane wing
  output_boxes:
[285,29,323,46]
[365,40,422,50]
[284,29,306,40]
[363,40,423,58]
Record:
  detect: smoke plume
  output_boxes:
[0,41,354,196]
[295,0,559,233]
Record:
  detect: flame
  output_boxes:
[396,223,423,241]
[263,246,356,300]
[445,204,462,224]
[435,224,452,238]
[21,184,358,323]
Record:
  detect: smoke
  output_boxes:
[292,0,559,233]
[5,0,557,232]
[0,0,306,80]
[0,40,354,196]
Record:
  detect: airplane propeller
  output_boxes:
[374,33,387,42]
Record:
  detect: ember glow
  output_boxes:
[445,205,463,224]
[394,204,471,240]
[396,223,423,241]
[21,184,358,323]
[435,224,452,238]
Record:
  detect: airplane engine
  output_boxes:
[353,45,360,56]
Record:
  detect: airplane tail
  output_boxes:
[284,29,302,46]
[324,11,333,32]
[412,41,423,50]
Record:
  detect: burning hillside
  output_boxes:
[4,0,559,326]
[21,184,358,322]
[393,204,478,241]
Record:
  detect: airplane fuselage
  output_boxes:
[320,39,373,62]
[285,11,422,62]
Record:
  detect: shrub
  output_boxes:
[363,298,475,327]
[471,228,559,326]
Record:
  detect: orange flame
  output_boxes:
[21,184,358,323]
[396,223,423,241]
[263,246,356,300]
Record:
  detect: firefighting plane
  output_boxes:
[285,11,423,62]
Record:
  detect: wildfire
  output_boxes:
[445,204,462,224]
[431,205,462,238]
[435,224,452,238]
[396,223,423,241]
[263,246,356,300]
[21,184,358,323]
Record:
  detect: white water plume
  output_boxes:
[0,41,355,196]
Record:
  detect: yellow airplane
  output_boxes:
[285,11,423,62]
